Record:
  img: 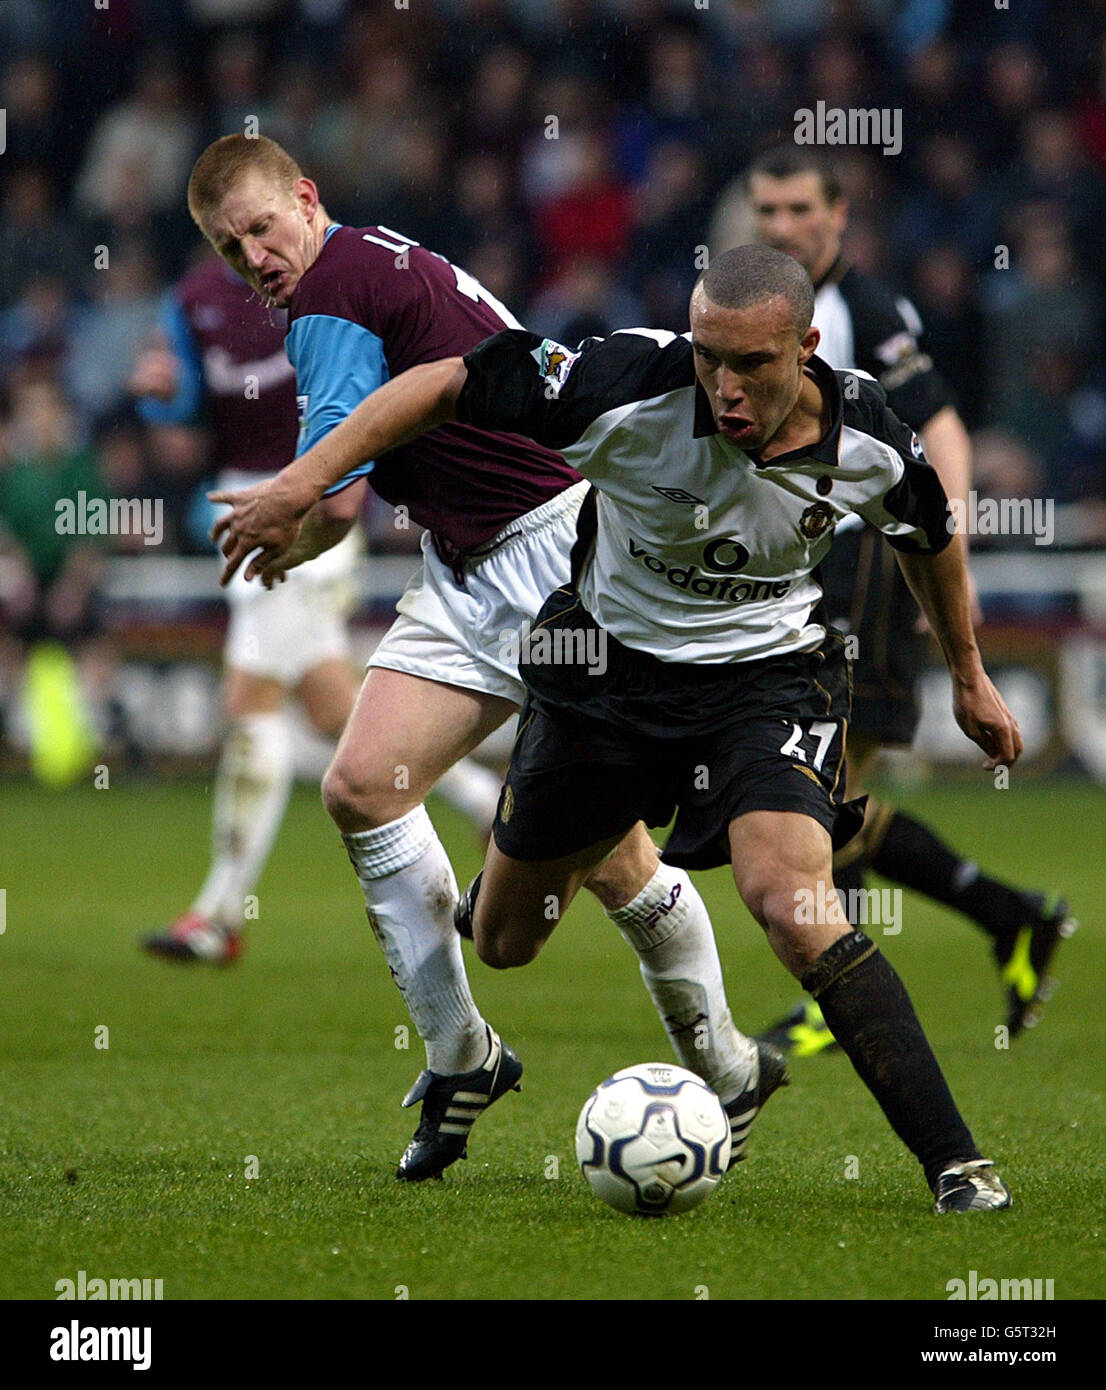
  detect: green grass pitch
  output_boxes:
[1,775,1102,1301]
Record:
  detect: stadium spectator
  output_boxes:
[629,140,713,330]
[531,131,633,285]
[0,167,85,313]
[971,428,1047,542]
[75,55,201,223]
[0,276,78,394]
[435,0,536,84]
[0,378,124,775]
[372,126,466,254]
[891,134,1000,272]
[458,44,535,161]
[0,53,73,188]
[899,37,977,163]
[308,48,421,220]
[526,256,646,343]
[614,14,716,185]
[68,240,163,422]
[447,151,532,278]
[908,245,987,430]
[202,29,274,142]
[0,379,108,646]
[708,38,800,173]
[983,207,1100,420]
[1008,109,1106,289]
[462,240,529,323]
[264,60,327,164]
[1075,31,1106,164]
[977,40,1048,167]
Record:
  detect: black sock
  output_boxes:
[802,931,980,1189]
[869,810,1030,939]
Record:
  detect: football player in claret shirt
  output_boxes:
[188,135,786,1182]
[747,145,1074,1053]
[134,252,506,963]
[215,245,1021,1213]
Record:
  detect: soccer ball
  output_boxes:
[575,1063,731,1216]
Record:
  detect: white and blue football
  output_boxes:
[575,1063,731,1216]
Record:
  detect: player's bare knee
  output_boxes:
[474,923,539,970]
[321,759,401,831]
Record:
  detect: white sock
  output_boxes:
[433,757,502,831]
[607,862,756,1104]
[193,711,295,927]
[343,805,487,1074]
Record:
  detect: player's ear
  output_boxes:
[799,324,820,362]
[294,178,320,218]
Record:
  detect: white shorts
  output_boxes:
[368,482,588,706]
[218,471,360,687]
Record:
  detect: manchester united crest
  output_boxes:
[799,502,836,540]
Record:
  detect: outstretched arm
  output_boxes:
[209,357,468,585]
[895,536,1021,770]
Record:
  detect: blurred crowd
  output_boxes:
[1,0,1105,650]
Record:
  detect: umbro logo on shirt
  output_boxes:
[652,486,706,505]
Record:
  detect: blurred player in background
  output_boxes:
[132,249,362,964]
[747,146,1075,1053]
[192,135,783,1182]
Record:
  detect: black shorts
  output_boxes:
[492,588,863,871]
[817,525,928,745]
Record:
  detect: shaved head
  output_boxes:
[696,244,814,335]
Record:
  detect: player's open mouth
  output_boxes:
[719,416,756,441]
[261,270,285,296]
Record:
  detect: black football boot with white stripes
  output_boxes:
[934,1160,1012,1213]
[723,1040,790,1168]
[396,1026,523,1181]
